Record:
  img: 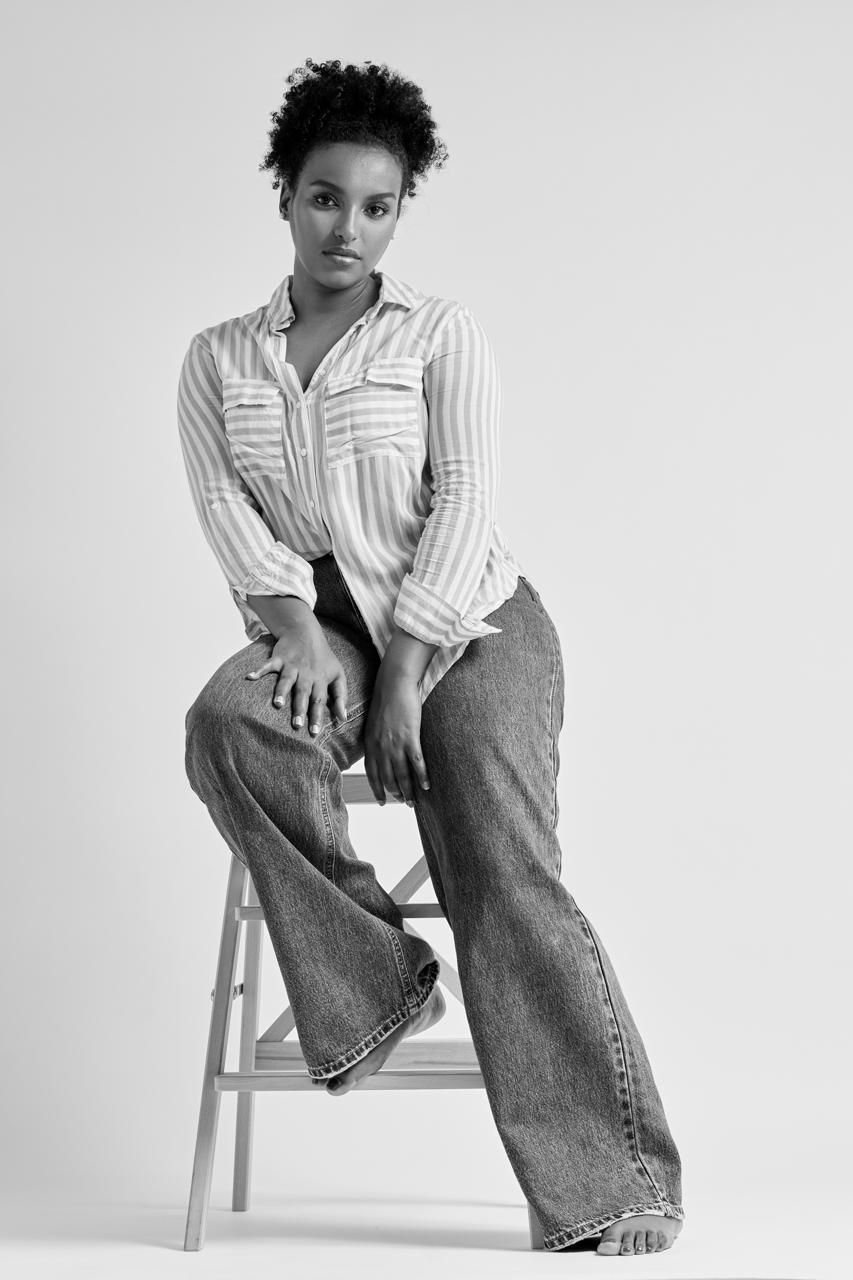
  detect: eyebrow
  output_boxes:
[307,179,397,200]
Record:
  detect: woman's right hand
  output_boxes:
[245,618,348,736]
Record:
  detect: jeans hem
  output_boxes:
[543,1200,685,1251]
[305,958,440,1080]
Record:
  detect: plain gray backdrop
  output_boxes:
[2,2,850,1276]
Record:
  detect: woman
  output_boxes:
[178,57,684,1257]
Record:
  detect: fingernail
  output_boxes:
[422,781,430,790]
[274,697,283,706]
[310,724,319,735]
[406,800,414,808]
[293,715,303,725]
[247,672,257,678]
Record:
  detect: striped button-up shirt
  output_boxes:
[177,269,525,703]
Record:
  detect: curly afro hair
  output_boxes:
[259,58,448,206]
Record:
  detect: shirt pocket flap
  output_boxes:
[326,357,423,397]
[221,378,285,481]
[222,378,284,412]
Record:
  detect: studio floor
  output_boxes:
[0,1186,838,1280]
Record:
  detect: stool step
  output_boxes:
[236,903,444,920]
[215,1038,485,1089]
[215,1069,485,1092]
[255,1036,481,1074]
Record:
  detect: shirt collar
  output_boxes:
[266,269,420,334]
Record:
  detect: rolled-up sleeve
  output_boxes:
[177,331,317,633]
[393,304,503,646]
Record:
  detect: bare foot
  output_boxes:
[595,1214,683,1255]
[323,984,446,1096]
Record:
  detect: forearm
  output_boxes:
[246,593,315,640]
[382,625,439,684]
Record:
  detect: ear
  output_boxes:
[279,186,291,220]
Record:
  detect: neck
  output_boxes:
[289,260,380,324]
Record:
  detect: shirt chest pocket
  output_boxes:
[323,357,423,469]
[221,378,286,485]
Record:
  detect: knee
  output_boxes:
[184,667,239,787]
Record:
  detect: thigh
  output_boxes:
[419,575,565,833]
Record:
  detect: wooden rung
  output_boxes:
[340,773,381,804]
[254,1037,481,1073]
[235,903,444,921]
[215,1070,485,1092]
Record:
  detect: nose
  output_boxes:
[334,208,358,243]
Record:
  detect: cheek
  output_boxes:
[372,217,396,242]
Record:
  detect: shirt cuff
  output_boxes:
[232,544,318,610]
[393,573,502,647]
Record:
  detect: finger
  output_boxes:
[364,749,386,805]
[392,754,417,804]
[408,743,431,792]
[246,660,272,680]
[290,674,313,729]
[379,755,403,803]
[272,667,295,710]
[308,683,326,737]
[329,674,348,724]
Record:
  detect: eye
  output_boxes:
[313,193,337,207]
[367,204,389,219]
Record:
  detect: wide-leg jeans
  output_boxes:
[184,552,685,1250]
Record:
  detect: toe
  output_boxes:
[620,1231,634,1255]
[645,1228,658,1252]
[657,1228,670,1251]
[633,1229,646,1254]
[597,1223,622,1255]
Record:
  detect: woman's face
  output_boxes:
[281,142,404,290]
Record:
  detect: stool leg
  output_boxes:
[233,873,263,1211]
[527,1201,545,1250]
[184,854,247,1251]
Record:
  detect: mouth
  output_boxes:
[323,249,360,261]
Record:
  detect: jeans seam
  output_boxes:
[382,923,421,1009]
[569,896,667,1204]
[546,622,559,833]
[305,956,439,1078]
[317,698,370,885]
[520,577,561,836]
[542,1199,685,1250]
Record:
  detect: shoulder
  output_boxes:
[388,279,491,360]
[412,295,495,365]
[182,299,270,380]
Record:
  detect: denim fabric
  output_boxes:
[184,552,685,1250]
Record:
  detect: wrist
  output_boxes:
[246,592,316,640]
[382,626,439,684]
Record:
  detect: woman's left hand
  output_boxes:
[364,668,431,806]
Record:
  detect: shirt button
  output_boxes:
[301,448,307,456]
[309,500,315,509]
[210,501,221,510]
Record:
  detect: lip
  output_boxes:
[323,249,360,260]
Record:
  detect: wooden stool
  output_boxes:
[183,769,546,1251]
